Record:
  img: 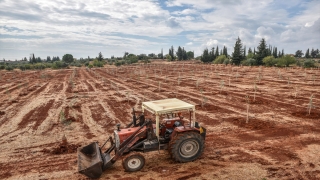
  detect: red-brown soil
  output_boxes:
[0,63,319,179]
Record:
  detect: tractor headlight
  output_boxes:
[114,130,120,149]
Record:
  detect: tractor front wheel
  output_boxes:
[122,153,145,172]
[170,132,204,163]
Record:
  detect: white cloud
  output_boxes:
[172,9,197,15]
[0,0,319,59]
[206,39,218,46]
[305,22,314,27]
[254,26,276,43]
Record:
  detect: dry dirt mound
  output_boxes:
[41,136,80,155]
[291,110,320,119]
[226,117,276,130]
[41,143,80,155]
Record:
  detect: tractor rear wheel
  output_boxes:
[169,132,204,163]
[122,153,145,172]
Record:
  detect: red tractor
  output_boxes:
[77,98,206,178]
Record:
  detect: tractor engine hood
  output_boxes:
[115,126,147,144]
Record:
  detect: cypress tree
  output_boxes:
[305,48,310,58]
[98,52,103,61]
[256,38,268,65]
[201,48,211,63]
[176,46,182,60]
[232,37,244,65]
[210,47,215,61]
[273,47,278,58]
[268,45,272,56]
[169,46,175,60]
[248,47,252,54]
[182,47,187,60]
[32,54,36,64]
[161,48,163,60]
[215,46,219,57]
[223,46,228,57]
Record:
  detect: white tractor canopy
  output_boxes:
[142,98,195,114]
[141,98,196,137]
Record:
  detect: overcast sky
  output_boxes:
[0,0,319,60]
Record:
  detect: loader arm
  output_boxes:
[114,120,150,160]
[77,120,151,179]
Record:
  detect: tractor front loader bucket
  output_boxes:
[77,142,110,179]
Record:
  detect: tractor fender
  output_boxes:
[170,126,200,139]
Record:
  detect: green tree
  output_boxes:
[273,47,278,58]
[312,49,319,58]
[123,52,129,59]
[209,47,215,61]
[247,52,254,59]
[278,55,296,67]
[248,47,252,54]
[223,46,228,57]
[161,48,163,59]
[166,54,172,61]
[186,51,194,59]
[182,47,187,60]
[305,48,310,58]
[93,59,104,67]
[137,54,147,60]
[169,46,175,60]
[126,54,138,64]
[215,46,219,57]
[30,53,36,64]
[36,57,42,63]
[262,56,277,66]
[241,58,257,66]
[256,38,268,65]
[294,50,304,58]
[213,55,227,64]
[62,54,74,63]
[200,48,211,63]
[304,59,315,68]
[232,37,245,65]
[98,52,103,61]
[176,46,183,60]
[142,56,150,64]
[268,45,272,56]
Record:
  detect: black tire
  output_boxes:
[169,132,204,163]
[122,153,145,172]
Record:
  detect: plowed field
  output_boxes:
[0,62,319,180]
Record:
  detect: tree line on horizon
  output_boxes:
[1,38,319,70]
[199,37,319,68]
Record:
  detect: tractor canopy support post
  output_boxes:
[192,109,196,128]
[189,111,191,127]
[155,113,159,138]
